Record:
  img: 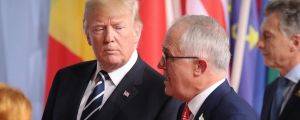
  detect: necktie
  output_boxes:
[181,103,191,120]
[270,77,289,120]
[81,70,110,120]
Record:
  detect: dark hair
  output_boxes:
[265,0,300,36]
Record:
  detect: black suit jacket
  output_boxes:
[177,81,257,120]
[261,78,300,120]
[42,57,181,120]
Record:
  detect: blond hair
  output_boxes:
[0,83,32,120]
[83,0,142,30]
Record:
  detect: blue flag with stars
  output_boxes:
[230,0,267,116]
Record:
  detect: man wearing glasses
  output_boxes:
[158,15,257,120]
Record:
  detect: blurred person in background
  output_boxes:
[258,0,300,120]
[0,83,32,120]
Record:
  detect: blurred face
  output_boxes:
[257,13,293,69]
[85,8,141,72]
[157,29,197,101]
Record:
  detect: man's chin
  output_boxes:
[104,56,124,64]
[264,60,275,68]
[99,58,125,71]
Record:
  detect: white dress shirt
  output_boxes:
[76,50,138,120]
[187,79,226,120]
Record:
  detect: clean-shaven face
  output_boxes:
[257,13,292,69]
[158,26,195,100]
[85,6,140,71]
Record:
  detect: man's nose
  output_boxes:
[105,26,115,43]
[157,57,166,70]
[256,39,264,49]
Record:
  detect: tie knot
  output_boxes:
[100,70,110,80]
[181,103,191,120]
[278,77,290,87]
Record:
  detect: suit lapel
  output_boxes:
[194,80,231,120]
[261,78,280,120]
[280,81,300,120]
[73,61,97,118]
[94,57,145,119]
[54,61,97,119]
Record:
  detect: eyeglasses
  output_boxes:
[159,52,199,69]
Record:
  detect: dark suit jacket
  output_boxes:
[177,81,257,120]
[42,57,181,120]
[261,78,300,120]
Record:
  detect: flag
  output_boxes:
[138,0,166,72]
[45,0,95,102]
[182,0,229,31]
[230,0,267,115]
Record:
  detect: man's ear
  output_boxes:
[194,59,207,76]
[85,31,92,45]
[134,22,143,43]
[290,34,300,52]
[83,20,92,46]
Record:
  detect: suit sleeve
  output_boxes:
[42,70,63,120]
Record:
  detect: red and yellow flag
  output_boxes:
[45,0,94,102]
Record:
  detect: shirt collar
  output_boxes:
[285,64,300,84]
[96,50,138,86]
[188,78,226,117]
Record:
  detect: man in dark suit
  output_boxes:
[42,0,180,119]
[258,1,300,120]
[157,15,257,120]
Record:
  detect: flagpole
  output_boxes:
[231,0,251,92]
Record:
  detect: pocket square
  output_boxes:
[294,90,300,98]
[198,113,204,120]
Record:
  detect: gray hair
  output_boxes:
[265,0,300,36]
[83,0,142,30]
[172,15,230,72]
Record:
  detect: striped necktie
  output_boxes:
[81,70,110,120]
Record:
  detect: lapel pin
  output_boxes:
[294,90,300,97]
[199,113,204,120]
[123,90,130,98]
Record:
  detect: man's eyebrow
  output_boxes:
[90,22,105,27]
[262,30,272,36]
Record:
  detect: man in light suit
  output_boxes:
[42,0,180,119]
[258,0,300,120]
[158,15,257,120]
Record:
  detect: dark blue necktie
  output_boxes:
[81,70,110,120]
[270,77,289,120]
